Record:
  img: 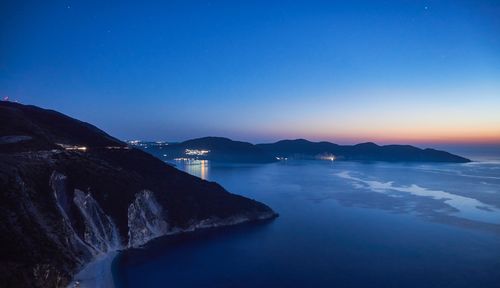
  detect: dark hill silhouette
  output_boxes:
[0,102,123,153]
[147,137,470,163]
[151,137,470,163]
[257,139,470,162]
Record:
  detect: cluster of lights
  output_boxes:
[174,158,208,163]
[319,154,336,161]
[174,157,199,161]
[65,146,87,152]
[57,143,135,152]
[276,157,288,161]
[105,146,130,150]
[127,140,168,149]
[185,149,210,156]
[57,143,87,152]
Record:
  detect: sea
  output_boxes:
[113,150,500,288]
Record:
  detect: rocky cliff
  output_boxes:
[0,102,276,287]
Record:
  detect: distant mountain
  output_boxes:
[152,137,277,163]
[139,137,469,164]
[257,139,471,163]
[0,102,276,287]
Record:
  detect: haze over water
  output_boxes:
[115,155,500,288]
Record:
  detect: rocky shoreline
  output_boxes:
[0,102,277,287]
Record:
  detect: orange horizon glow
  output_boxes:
[249,125,500,146]
[315,131,500,145]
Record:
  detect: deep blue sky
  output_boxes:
[1,0,499,144]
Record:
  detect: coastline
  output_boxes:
[67,251,119,288]
[68,212,277,288]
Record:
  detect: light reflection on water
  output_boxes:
[174,159,209,180]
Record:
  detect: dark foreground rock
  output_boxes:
[0,102,276,287]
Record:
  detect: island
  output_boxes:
[257,139,471,163]
[139,137,470,164]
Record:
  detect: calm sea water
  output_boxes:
[114,160,500,288]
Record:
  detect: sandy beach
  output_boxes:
[67,251,118,288]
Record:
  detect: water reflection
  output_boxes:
[175,159,209,180]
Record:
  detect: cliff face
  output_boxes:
[0,102,276,287]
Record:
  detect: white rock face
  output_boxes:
[73,189,121,254]
[50,175,274,287]
[50,172,93,258]
[127,190,169,247]
[51,172,71,217]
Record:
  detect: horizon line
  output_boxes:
[124,136,500,147]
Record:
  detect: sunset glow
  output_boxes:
[1,1,499,146]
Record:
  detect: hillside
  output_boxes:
[0,102,276,287]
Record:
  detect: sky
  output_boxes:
[1,0,500,146]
